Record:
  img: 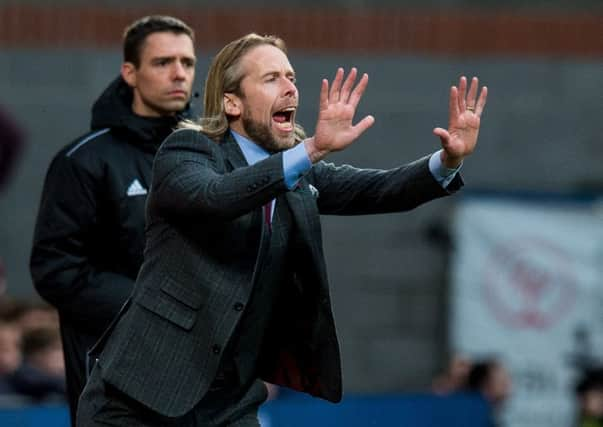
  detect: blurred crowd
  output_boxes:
[2,292,602,426]
[0,296,66,406]
[0,104,66,406]
[575,368,603,427]
[431,355,511,426]
[431,354,603,427]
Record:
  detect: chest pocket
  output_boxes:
[135,276,203,331]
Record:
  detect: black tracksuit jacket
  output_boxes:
[30,76,192,422]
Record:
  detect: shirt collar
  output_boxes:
[230,129,269,166]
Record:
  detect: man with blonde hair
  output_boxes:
[77,33,487,426]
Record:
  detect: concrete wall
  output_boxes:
[1,47,602,392]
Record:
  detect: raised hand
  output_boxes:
[305,68,375,163]
[433,76,488,168]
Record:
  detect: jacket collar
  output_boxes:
[91,76,196,153]
[221,130,249,170]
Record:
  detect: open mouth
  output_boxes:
[272,107,296,132]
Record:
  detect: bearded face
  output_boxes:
[227,44,299,152]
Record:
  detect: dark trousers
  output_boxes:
[76,364,267,427]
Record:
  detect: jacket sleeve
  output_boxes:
[310,155,463,216]
[30,153,133,336]
[149,129,289,221]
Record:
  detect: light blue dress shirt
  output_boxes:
[231,129,460,195]
[231,130,311,190]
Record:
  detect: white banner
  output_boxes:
[451,196,603,427]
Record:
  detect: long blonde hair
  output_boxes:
[181,33,305,143]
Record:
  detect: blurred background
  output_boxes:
[0,0,602,426]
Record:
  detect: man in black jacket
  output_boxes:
[29,15,197,424]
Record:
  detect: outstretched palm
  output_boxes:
[434,76,488,167]
[307,68,375,162]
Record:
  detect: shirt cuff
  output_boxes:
[429,150,462,189]
[283,142,312,189]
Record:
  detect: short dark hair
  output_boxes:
[21,327,61,358]
[465,360,494,391]
[123,15,194,67]
[576,367,603,395]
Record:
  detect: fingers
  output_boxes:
[319,79,329,111]
[326,67,368,106]
[328,68,344,102]
[352,115,375,137]
[449,86,459,121]
[455,75,487,116]
[339,68,357,103]
[458,76,467,112]
[348,72,369,108]
[475,86,488,116]
[466,76,478,111]
[433,127,450,145]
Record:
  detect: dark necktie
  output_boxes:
[263,201,273,232]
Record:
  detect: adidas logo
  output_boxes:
[126,179,147,197]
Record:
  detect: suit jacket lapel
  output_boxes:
[285,177,321,239]
[285,178,307,215]
[221,131,319,236]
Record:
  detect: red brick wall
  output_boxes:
[0,5,601,57]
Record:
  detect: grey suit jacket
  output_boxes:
[97,129,461,417]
